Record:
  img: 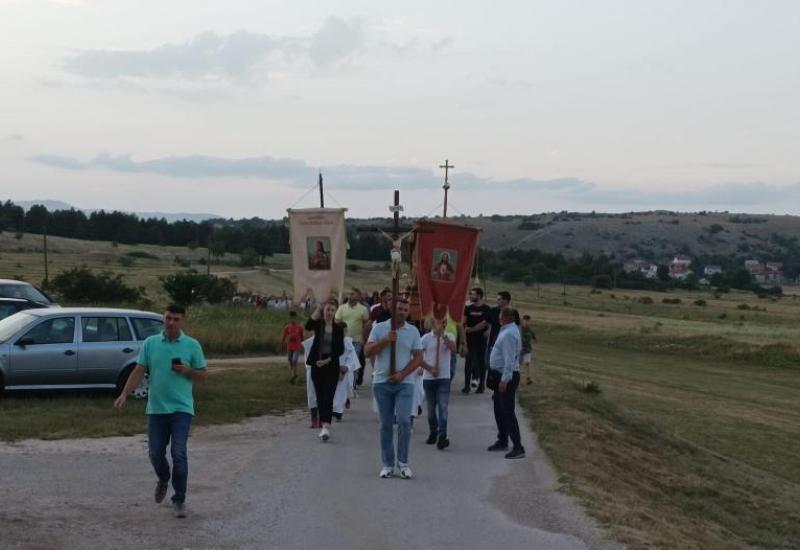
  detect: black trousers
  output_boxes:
[492,372,521,449]
[311,362,339,424]
[465,338,487,389]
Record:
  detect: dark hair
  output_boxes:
[380,288,392,298]
[512,309,521,325]
[166,304,186,316]
[351,287,361,294]
[326,298,339,308]
[498,291,511,302]
[471,287,484,298]
[522,314,531,320]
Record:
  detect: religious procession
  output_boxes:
[114,171,537,518]
[280,180,537,477]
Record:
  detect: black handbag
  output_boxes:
[486,369,501,391]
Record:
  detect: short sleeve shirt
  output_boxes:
[282,323,304,352]
[464,303,490,343]
[520,325,535,353]
[421,332,454,380]
[367,320,422,385]
[335,303,369,342]
[137,331,206,415]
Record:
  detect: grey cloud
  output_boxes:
[308,17,365,67]
[61,18,366,83]
[31,152,800,208]
[63,30,277,81]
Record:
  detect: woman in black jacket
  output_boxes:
[305,299,346,441]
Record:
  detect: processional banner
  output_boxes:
[288,208,347,304]
[414,220,479,322]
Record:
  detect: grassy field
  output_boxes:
[3,232,800,548]
[512,286,800,550]
[0,363,307,441]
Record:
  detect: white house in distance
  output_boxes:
[669,255,692,280]
[704,265,723,277]
[624,259,658,279]
[765,261,784,283]
[745,260,768,283]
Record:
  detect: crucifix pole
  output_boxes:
[389,189,402,375]
[439,159,454,218]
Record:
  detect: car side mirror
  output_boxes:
[15,336,34,347]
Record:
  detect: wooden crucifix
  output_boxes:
[359,190,430,374]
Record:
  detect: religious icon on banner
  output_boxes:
[431,248,457,282]
[307,237,332,271]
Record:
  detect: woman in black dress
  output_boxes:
[305,299,346,441]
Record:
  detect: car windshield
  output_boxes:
[0,283,50,304]
[0,312,36,342]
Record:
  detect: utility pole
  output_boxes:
[43,224,49,284]
[439,159,454,218]
[319,172,325,208]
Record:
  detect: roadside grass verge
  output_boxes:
[187,306,290,355]
[522,336,800,549]
[0,363,306,441]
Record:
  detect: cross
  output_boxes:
[358,190,414,375]
[439,159,454,218]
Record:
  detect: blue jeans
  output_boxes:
[423,379,450,437]
[373,382,414,468]
[148,412,193,503]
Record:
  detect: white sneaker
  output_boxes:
[398,464,413,479]
[379,467,394,479]
[319,426,330,441]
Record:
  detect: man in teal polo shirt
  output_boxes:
[114,304,207,518]
[365,298,423,480]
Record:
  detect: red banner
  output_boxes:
[414,221,479,323]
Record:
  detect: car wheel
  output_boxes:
[116,366,149,399]
[132,373,149,400]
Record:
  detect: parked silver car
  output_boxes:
[0,308,163,394]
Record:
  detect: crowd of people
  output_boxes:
[282,286,536,475]
[112,287,536,519]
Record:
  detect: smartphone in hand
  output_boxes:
[171,357,182,371]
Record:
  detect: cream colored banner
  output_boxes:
[288,208,347,305]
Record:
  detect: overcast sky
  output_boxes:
[2,0,799,218]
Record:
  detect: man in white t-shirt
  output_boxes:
[420,318,456,450]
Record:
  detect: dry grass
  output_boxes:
[521,327,800,549]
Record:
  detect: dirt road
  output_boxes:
[2,383,614,550]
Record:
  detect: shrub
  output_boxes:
[239,248,260,267]
[737,304,750,310]
[347,263,361,272]
[161,271,237,305]
[173,255,191,268]
[581,381,602,395]
[693,299,707,307]
[50,266,143,303]
[118,256,136,268]
[637,296,654,305]
[662,298,682,304]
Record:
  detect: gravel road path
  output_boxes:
[2,380,614,550]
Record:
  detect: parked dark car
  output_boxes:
[0,298,48,321]
[0,279,57,306]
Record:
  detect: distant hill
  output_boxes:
[14,199,221,223]
[420,211,800,263]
